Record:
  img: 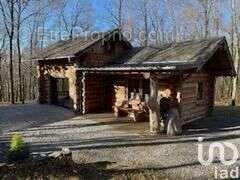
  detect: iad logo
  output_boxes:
[197,137,239,166]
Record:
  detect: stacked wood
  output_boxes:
[113,92,149,122]
[114,83,127,107]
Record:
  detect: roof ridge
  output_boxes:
[143,36,226,49]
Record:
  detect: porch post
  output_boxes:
[81,72,86,114]
[73,70,81,113]
[148,76,161,134]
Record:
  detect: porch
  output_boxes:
[80,71,182,135]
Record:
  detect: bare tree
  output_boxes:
[58,0,93,39]
[23,1,50,101]
[15,0,29,103]
[142,0,149,46]
[104,0,125,29]
[198,0,214,38]
[129,0,152,46]
[0,0,237,105]
[231,0,239,106]
[0,34,6,102]
[0,0,16,104]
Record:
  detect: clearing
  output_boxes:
[1,103,240,179]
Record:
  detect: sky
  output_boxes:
[89,0,232,31]
[90,0,112,31]
[32,0,234,47]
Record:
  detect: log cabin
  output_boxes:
[33,29,235,135]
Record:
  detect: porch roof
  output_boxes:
[76,62,197,72]
[77,37,235,76]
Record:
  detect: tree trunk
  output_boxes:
[9,37,14,104]
[9,0,15,104]
[0,58,2,102]
[17,26,24,104]
[231,0,239,106]
[118,0,123,29]
[143,2,148,46]
[204,4,209,38]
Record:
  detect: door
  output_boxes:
[103,79,114,112]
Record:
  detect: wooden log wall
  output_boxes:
[83,75,137,113]
[181,73,215,123]
[81,53,112,66]
[38,67,50,104]
[84,75,129,114]
[84,74,106,113]
[79,40,126,67]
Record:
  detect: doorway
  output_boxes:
[50,77,70,108]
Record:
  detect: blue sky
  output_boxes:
[41,0,233,44]
[89,0,232,31]
[90,0,112,30]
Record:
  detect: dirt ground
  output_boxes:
[1,104,240,179]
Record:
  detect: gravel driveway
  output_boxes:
[1,104,240,179]
[0,103,74,134]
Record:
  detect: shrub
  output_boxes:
[7,134,29,163]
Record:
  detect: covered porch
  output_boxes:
[79,70,183,135]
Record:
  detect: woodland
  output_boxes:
[0,0,238,105]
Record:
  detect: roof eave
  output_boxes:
[76,65,198,72]
[33,55,75,61]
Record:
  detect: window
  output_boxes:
[197,81,204,100]
[57,78,69,98]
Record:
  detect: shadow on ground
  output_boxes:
[183,105,240,135]
[1,105,240,161]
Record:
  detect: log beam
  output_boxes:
[81,72,86,114]
[73,70,82,113]
[148,76,161,134]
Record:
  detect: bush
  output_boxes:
[7,134,29,163]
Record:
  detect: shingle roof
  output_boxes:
[77,36,235,75]
[112,37,225,66]
[33,29,125,60]
[33,37,94,60]
[37,29,223,65]
[34,27,234,76]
